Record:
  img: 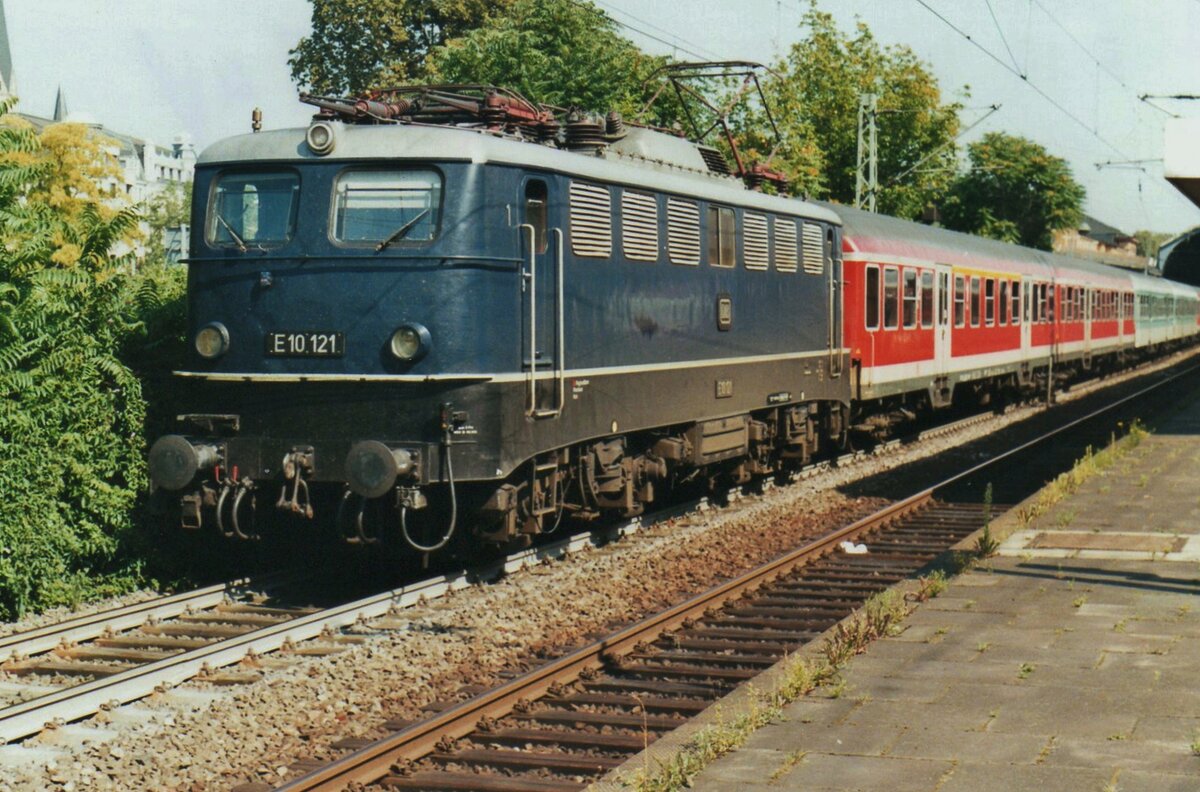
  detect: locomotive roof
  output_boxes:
[197,122,841,225]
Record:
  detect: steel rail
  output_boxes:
[276,356,1200,792]
[275,493,931,791]
[0,574,288,660]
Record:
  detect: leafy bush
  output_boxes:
[0,104,187,618]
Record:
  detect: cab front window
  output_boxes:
[207,170,299,248]
[333,169,442,245]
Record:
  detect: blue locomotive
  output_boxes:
[148,86,851,552]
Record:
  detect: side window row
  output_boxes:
[865,266,1021,331]
[568,180,826,273]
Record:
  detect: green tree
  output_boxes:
[428,0,671,120]
[141,182,192,266]
[1133,229,1173,260]
[289,0,515,95]
[942,131,1085,251]
[757,3,962,216]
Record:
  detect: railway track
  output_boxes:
[0,386,1013,751]
[3,349,1193,775]
[265,360,1200,792]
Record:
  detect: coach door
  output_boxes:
[519,179,564,418]
[1083,288,1093,366]
[934,268,951,376]
[1020,276,1033,354]
[827,228,844,377]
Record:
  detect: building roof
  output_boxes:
[53,85,67,122]
[1081,213,1136,245]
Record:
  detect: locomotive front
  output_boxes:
[149,118,517,548]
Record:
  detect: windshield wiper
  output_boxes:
[376,209,431,252]
[215,214,248,252]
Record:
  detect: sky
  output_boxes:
[6,0,1200,234]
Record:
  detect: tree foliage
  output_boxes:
[1133,229,1173,260]
[0,105,182,618]
[428,0,672,121]
[289,0,515,95]
[754,3,962,215]
[942,131,1085,251]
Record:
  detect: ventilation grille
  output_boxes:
[697,145,731,175]
[569,181,612,258]
[621,191,658,262]
[802,222,825,275]
[774,218,798,273]
[666,198,700,266]
[743,213,769,270]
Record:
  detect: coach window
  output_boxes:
[883,267,899,330]
[970,277,981,327]
[1048,286,1056,323]
[707,205,735,267]
[1011,281,1021,325]
[920,271,934,328]
[903,269,918,328]
[865,265,880,330]
[1000,281,1009,324]
[985,279,995,326]
[954,275,965,327]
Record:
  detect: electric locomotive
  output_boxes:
[148,86,852,552]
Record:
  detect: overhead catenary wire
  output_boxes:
[912,0,1134,162]
[581,0,718,62]
[983,0,1023,76]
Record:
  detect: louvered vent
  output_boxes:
[802,222,825,275]
[621,191,658,262]
[569,181,612,258]
[743,213,769,270]
[774,218,798,273]
[666,198,700,266]
[697,145,732,175]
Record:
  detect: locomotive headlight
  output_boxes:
[389,323,430,362]
[195,322,230,359]
[306,121,335,155]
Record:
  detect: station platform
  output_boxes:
[684,396,1200,791]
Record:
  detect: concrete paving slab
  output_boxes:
[888,723,1049,764]
[1101,769,1200,792]
[695,752,954,792]
[1131,715,1200,743]
[936,761,1111,792]
[1041,735,1200,775]
[745,719,905,757]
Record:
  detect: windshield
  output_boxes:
[333,170,441,244]
[207,170,299,248]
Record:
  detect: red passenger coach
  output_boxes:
[827,203,1199,430]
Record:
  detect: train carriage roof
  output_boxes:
[825,201,1134,289]
[198,123,842,225]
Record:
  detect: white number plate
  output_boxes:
[265,331,345,357]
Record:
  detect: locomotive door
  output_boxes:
[519,179,564,418]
